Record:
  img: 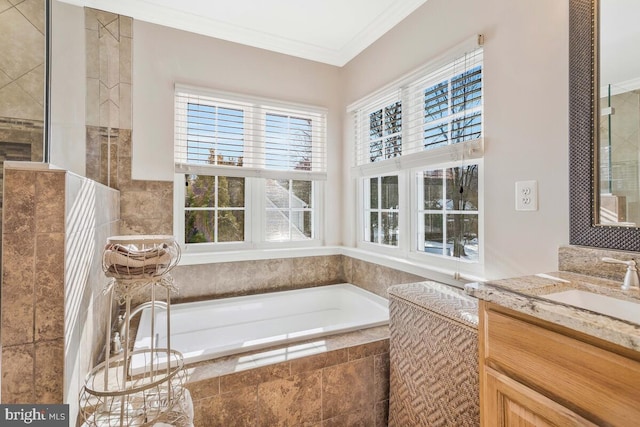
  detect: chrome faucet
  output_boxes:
[602,257,640,290]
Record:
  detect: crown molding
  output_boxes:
[56,0,428,67]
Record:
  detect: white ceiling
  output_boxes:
[57,0,428,66]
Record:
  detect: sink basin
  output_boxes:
[544,289,640,324]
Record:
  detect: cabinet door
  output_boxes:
[483,368,598,427]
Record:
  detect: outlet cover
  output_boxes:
[515,180,538,211]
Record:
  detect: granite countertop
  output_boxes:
[465,271,640,352]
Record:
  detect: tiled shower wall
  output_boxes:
[85,8,172,235]
[0,0,46,260]
[0,163,120,423]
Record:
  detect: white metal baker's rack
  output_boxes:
[79,235,192,427]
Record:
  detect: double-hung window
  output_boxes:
[174,86,327,250]
[350,36,483,271]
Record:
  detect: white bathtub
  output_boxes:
[131,284,389,373]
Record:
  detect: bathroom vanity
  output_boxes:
[466,272,640,426]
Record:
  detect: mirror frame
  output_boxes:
[569,0,640,251]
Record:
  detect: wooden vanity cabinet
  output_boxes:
[479,301,640,427]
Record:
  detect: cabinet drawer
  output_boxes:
[482,306,640,426]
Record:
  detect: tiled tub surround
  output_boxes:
[465,271,640,352]
[135,258,422,425]
[183,326,390,426]
[388,282,479,426]
[1,163,120,422]
[166,255,426,305]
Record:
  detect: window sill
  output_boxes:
[177,245,485,288]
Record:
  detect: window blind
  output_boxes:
[175,85,328,180]
[351,37,484,176]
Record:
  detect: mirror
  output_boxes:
[597,0,640,226]
[570,0,640,250]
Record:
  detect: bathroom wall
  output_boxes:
[83,8,172,235]
[131,19,344,244]
[342,0,570,280]
[0,162,119,423]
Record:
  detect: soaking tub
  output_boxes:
[131,283,389,373]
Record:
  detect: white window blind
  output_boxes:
[350,36,484,176]
[175,85,327,180]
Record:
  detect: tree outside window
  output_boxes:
[420,164,479,261]
[365,175,399,246]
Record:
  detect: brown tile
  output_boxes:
[35,232,65,341]
[35,171,65,233]
[348,339,389,361]
[220,362,290,393]
[3,169,35,233]
[99,142,108,186]
[322,407,374,427]
[118,128,132,157]
[322,357,374,420]
[375,400,389,427]
[215,259,293,296]
[119,216,172,236]
[119,15,132,38]
[258,370,321,426]
[290,349,348,375]
[35,339,64,403]
[185,377,220,401]
[1,232,35,346]
[340,256,352,283]
[374,352,390,402]
[193,386,257,427]
[2,344,35,403]
[291,256,342,287]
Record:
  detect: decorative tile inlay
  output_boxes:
[0,7,43,81]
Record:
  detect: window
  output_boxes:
[266,179,313,241]
[423,66,482,149]
[349,37,483,267]
[174,86,326,249]
[184,175,245,244]
[369,101,402,162]
[418,165,479,262]
[364,175,399,246]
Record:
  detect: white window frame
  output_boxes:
[362,174,401,247]
[409,160,484,272]
[351,35,485,276]
[174,86,326,253]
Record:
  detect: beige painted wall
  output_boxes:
[132,21,344,245]
[87,0,567,279]
[341,0,570,279]
[50,0,86,175]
